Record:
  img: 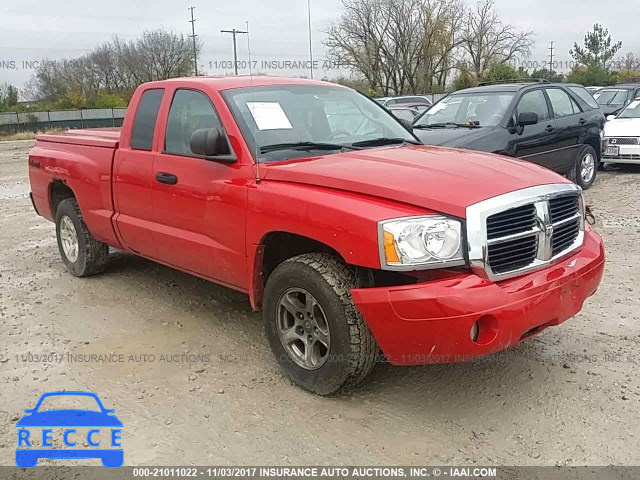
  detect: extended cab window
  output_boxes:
[165,89,224,157]
[130,89,164,151]
[546,88,581,118]
[516,90,550,121]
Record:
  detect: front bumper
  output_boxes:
[602,144,640,164]
[351,228,605,366]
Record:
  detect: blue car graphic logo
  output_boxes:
[15,391,123,468]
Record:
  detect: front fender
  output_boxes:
[245,180,430,309]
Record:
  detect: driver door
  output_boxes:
[150,88,248,289]
[508,89,560,172]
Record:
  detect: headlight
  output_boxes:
[379,216,465,270]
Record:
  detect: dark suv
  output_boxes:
[412,81,605,189]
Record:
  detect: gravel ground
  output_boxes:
[0,139,638,467]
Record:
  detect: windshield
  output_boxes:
[594,89,630,106]
[413,92,514,128]
[617,99,640,119]
[222,85,418,162]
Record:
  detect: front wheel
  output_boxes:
[263,254,378,395]
[572,145,598,190]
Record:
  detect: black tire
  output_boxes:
[263,253,378,395]
[55,198,109,277]
[571,145,598,190]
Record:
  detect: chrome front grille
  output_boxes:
[486,204,537,240]
[487,235,539,274]
[486,205,539,274]
[466,184,585,282]
[549,195,581,256]
[550,195,579,223]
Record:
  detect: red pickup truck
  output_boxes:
[28,76,605,394]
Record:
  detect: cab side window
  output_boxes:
[516,90,551,122]
[546,88,581,118]
[165,89,224,157]
[130,89,164,151]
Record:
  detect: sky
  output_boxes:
[0,0,638,93]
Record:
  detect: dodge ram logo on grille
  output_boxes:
[545,224,554,236]
[534,202,556,262]
[467,186,584,281]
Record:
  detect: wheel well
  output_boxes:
[250,232,344,310]
[261,232,343,282]
[585,138,601,161]
[49,180,75,217]
[251,231,419,311]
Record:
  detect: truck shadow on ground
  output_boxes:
[103,250,564,411]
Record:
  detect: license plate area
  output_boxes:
[606,145,619,156]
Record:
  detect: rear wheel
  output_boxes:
[55,198,109,277]
[263,253,378,395]
[572,145,598,190]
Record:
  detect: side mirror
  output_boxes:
[189,128,236,162]
[606,115,617,121]
[517,112,539,127]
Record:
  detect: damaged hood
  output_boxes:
[261,145,569,218]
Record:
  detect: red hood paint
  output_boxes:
[262,145,571,217]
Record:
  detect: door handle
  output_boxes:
[155,172,178,185]
[578,118,587,125]
[545,125,555,132]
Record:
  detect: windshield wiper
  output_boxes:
[259,141,361,154]
[351,137,420,148]
[414,122,481,129]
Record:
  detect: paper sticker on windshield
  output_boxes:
[246,102,293,130]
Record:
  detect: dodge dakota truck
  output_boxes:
[28,76,605,395]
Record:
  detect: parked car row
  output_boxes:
[376,95,433,122]
[408,80,605,189]
[593,84,640,116]
[375,95,433,109]
[602,98,640,165]
[380,82,640,180]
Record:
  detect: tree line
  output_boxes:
[327,2,638,95]
[325,0,534,96]
[10,30,199,111]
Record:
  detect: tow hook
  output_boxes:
[585,205,596,226]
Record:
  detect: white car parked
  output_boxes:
[603,99,640,164]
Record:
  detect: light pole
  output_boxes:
[307,0,314,79]
[221,28,248,75]
[189,6,198,76]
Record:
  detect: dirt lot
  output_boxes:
[0,139,638,467]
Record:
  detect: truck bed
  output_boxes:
[29,128,122,249]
